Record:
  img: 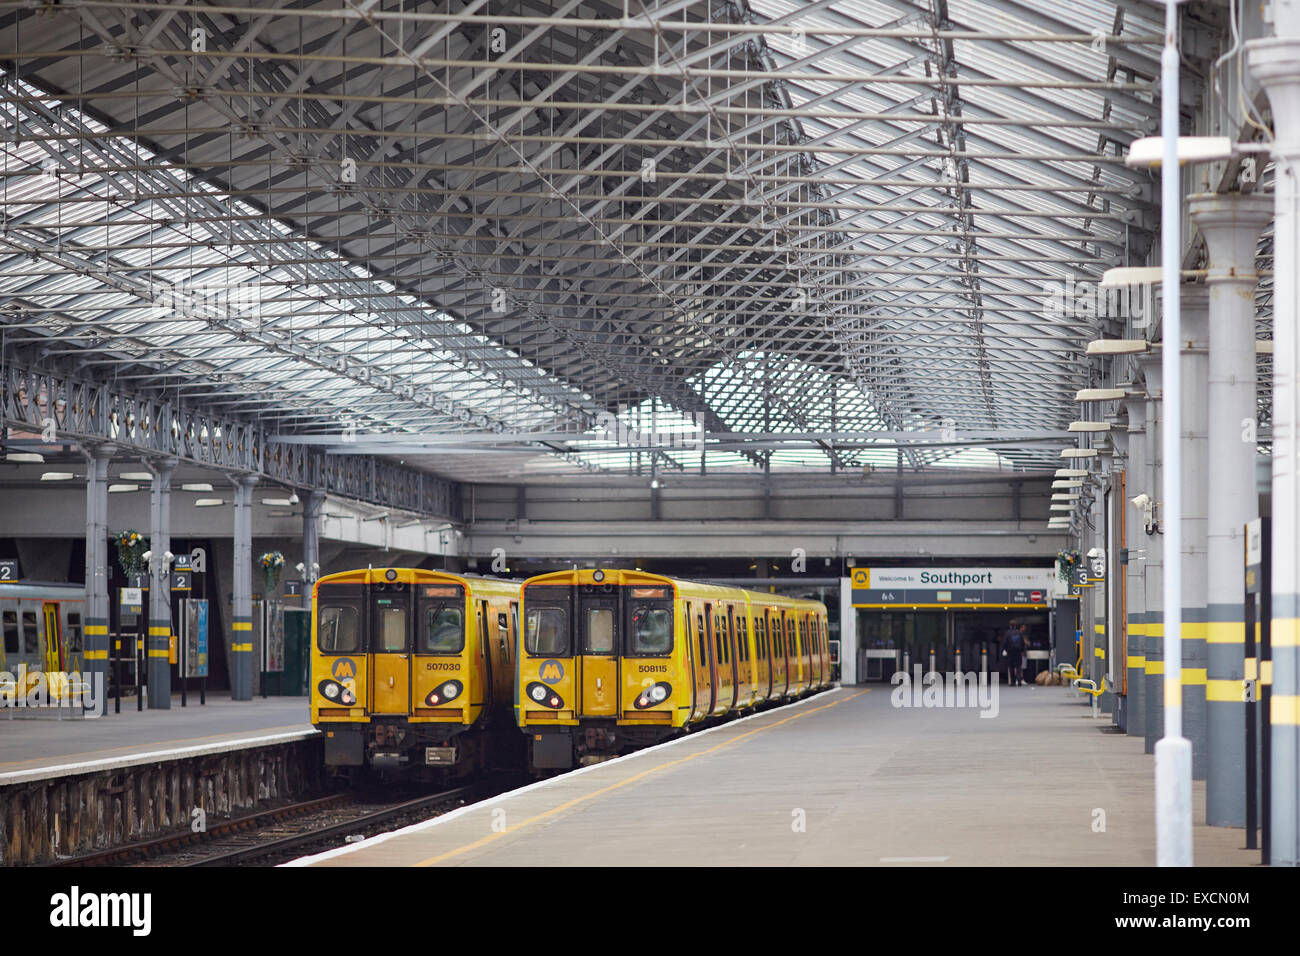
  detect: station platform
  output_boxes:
[0,694,315,785]
[291,685,1259,867]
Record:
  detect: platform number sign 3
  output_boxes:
[1072,567,1088,587]
[0,559,16,581]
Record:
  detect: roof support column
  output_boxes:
[229,474,259,701]
[303,491,324,588]
[145,458,177,710]
[81,442,115,716]
[1140,351,1165,755]
[1190,192,1272,826]
[1248,23,1300,865]
[1180,286,1211,780]
[1125,398,1148,740]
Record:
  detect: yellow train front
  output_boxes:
[517,569,832,772]
[311,568,522,777]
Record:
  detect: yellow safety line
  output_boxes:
[412,689,871,867]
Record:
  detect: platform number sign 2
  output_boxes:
[0,559,16,581]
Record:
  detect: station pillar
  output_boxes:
[1249,19,1300,866]
[1124,398,1147,740]
[1189,192,1272,826]
[1139,350,1165,754]
[230,474,259,701]
[81,442,115,716]
[1180,286,1210,779]
[303,490,324,588]
[145,458,176,709]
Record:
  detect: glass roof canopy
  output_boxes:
[0,0,1168,482]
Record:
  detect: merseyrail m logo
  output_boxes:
[852,569,870,587]
[539,659,565,684]
[331,657,357,680]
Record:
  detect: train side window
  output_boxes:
[3,610,17,655]
[66,612,82,656]
[525,607,568,656]
[21,611,38,655]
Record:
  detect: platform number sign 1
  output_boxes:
[0,559,16,581]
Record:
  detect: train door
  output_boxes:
[42,602,62,672]
[693,605,713,718]
[370,585,411,715]
[725,604,741,710]
[577,588,618,717]
[758,612,773,699]
[712,607,732,714]
[701,603,718,715]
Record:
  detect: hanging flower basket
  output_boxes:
[259,551,285,592]
[1056,548,1081,583]
[114,530,149,577]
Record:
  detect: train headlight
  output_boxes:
[425,680,463,707]
[525,681,564,709]
[634,682,672,709]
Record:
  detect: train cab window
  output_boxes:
[583,607,615,655]
[318,606,360,653]
[629,605,672,656]
[373,601,408,652]
[421,606,464,654]
[525,607,568,656]
[21,611,38,655]
[3,610,17,655]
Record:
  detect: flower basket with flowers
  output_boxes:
[114,530,149,577]
[259,551,285,592]
[1056,548,1081,583]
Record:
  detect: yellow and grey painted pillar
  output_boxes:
[1180,287,1210,779]
[1139,351,1164,754]
[146,458,176,709]
[81,442,115,716]
[1249,23,1300,866]
[230,474,258,701]
[1190,191,1272,826]
[1125,399,1147,739]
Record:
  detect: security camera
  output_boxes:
[1130,493,1152,511]
[288,491,299,505]
[141,550,151,562]
[295,562,306,574]
[163,550,174,563]
[1086,547,1102,559]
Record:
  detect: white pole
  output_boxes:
[1155,0,1193,867]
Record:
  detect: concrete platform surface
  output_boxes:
[291,685,1259,867]
[0,694,314,783]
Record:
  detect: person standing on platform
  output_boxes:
[1003,621,1025,686]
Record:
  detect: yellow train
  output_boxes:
[516,569,832,771]
[310,568,522,777]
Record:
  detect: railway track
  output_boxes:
[51,777,520,868]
